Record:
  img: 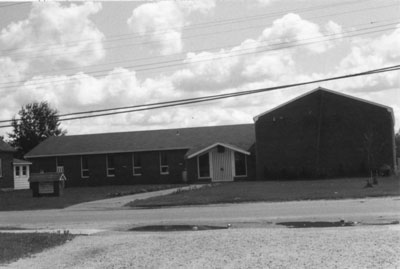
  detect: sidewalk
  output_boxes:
[64,184,208,211]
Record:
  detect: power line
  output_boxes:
[1,64,399,128]
[5,2,398,63]
[0,22,398,93]
[1,0,382,56]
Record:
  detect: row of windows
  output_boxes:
[75,152,169,178]
[55,151,247,179]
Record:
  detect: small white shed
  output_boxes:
[13,158,32,190]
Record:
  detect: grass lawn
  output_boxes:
[128,176,400,208]
[0,184,185,211]
[0,232,75,265]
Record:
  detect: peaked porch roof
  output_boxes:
[186,142,251,159]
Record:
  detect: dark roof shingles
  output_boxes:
[26,124,255,157]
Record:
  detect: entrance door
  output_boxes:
[211,146,233,182]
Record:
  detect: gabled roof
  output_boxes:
[253,87,394,122]
[13,158,32,165]
[0,140,15,152]
[25,124,255,158]
[186,142,251,159]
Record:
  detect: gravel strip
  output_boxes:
[5,225,400,269]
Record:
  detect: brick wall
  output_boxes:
[0,151,14,188]
[255,90,395,179]
[29,149,188,187]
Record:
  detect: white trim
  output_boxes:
[15,165,20,177]
[253,87,395,122]
[132,152,142,176]
[231,150,235,178]
[159,152,169,175]
[25,147,190,159]
[197,152,211,179]
[187,142,250,159]
[55,157,64,174]
[81,156,89,178]
[13,160,32,165]
[106,154,115,177]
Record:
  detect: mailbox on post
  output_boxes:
[29,172,66,197]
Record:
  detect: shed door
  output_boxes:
[211,146,233,182]
[13,165,30,190]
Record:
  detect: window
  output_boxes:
[81,156,89,178]
[132,153,142,176]
[106,155,115,177]
[234,152,247,177]
[56,157,64,173]
[0,158,2,178]
[15,166,20,177]
[198,153,210,178]
[22,166,27,176]
[160,152,169,175]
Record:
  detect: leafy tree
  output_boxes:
[8,102,66,157]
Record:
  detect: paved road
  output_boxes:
[0,197,399,231]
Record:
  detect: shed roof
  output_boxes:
[25,124,255,158]
[13,158,32,165]
[0,140,15,152]
[29,172,66,182]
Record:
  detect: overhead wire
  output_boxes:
[4,2,398,62]
[0,21,398,93]
[1,64,399,128]
[0,0,380,55]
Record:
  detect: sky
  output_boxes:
[0,0,399,138]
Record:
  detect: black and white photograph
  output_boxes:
[0,0,399,268]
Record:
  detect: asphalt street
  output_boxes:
[0,197,399,231]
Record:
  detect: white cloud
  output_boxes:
[127,0,215,55]
[0,57,28,88]
[0,2,105,67]
[15,68,147,112]
[171,13,338,92]
[260,13,340,54]
[177,0,216,14]
[256,0,279,6]
[331,25,400,93]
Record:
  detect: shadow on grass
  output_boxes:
[0,232,75,265]
[0,184,186,211]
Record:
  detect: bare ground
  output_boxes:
[4,225,400,269]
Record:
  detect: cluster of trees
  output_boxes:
[3,102,66,158]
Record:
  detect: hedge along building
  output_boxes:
[254,87,396,179]
[25,87,396,185]
[25,124,255,187]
